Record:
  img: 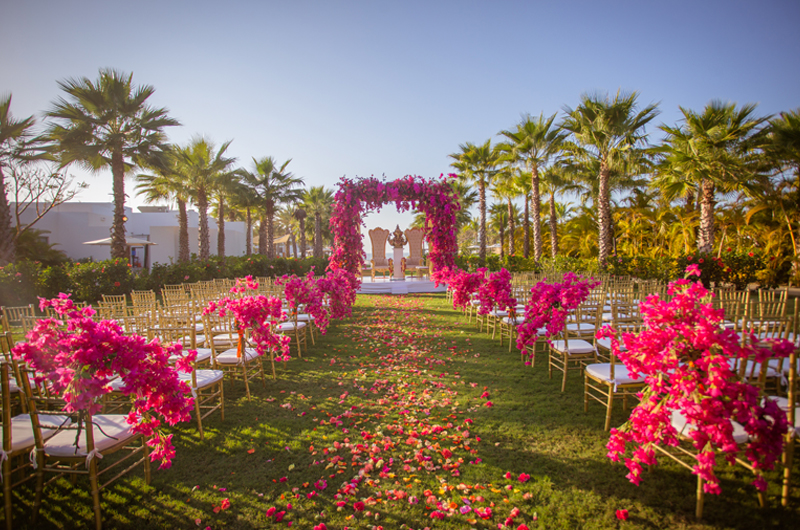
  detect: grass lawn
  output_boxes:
[6,293,800,529]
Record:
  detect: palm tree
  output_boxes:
[539,165,576,258]
[44,69,178,259]
[449,140,500,264]
[658,101,768,254]
[276,205,301,258]
[293,207,308,258]
[174,137,237,260]
[240,157,304,258]
[765,109,800,275]
[511,169,532,258]
[498,113,567,262]
[0,94,38,265]
[211,170,241,257]
[489,202,508,260]
[229,180,262,256]
[491,168,520,257]
[303,186,334,258]
[135,149,192,262]
[561,90,659,267]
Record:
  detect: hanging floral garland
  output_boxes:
[328,174,461,301]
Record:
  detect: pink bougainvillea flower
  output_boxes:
[220,498,230,510]
[518,473,530,483]
[353,501,365,512]
[615,509,629,520]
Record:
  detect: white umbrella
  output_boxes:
[83,236,157,246]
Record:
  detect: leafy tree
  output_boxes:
[449,140,500,264]
[303,185,334,258]
[561,91,659,267]
[240,157,303,258]
[228,180,262,256]
[174,137,236,260]
[135,148,192,262]
[45,69,178,259]
[498,113,566,261]
[658,101,767,254]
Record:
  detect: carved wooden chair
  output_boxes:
[404,227,428,279]
[368,228,392,281]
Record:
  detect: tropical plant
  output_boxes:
[303,185,334,259]
[561,90,659,268]
[173,137,236,260]
[657,101,768,254]
[44,69,178,259]
[0,94,41,265]
[240,157,304,258]
[135,148,192,262]
[229,179,262,256]
[449,140,500,264]
[498,113,566,262]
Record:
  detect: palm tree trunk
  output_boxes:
[597,163,613,267]
[698,178,716,254]
[531,164,543,262]
[299,217,306,258]
[217,195,225,257]
[291,233,297,258]
[110,150,128,260]
[245,208,252,256]
[197,186,210,260]
[507,198,515,256]
[314,214,322,258]
[258,215,267,255]
[550,191,558,258]
[499,224,505,260]
[266,201,275,259]
[0,166,16,265]
[177,198,190,263]
[522,193,530,259]
[478,178,487,265]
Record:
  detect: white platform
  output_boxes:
[357,276,447,295]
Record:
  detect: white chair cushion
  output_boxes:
[9,414,71,453]
[671,410,749,445]
[277,321,307,332]
[595,337,627,352]
[565,323,596,332]
[502,316,525,325]
[169,348,213,364]
[550,339,595,354]
[296,314,315,322]
[490,310,508,318]
[216,347,260,364]
[585,363,642,387]
[178,369,224,389]
[44,414,138,458]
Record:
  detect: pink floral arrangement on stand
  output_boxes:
[515,272,600,364]
[13,293,196,469]
[203,276,291,363]
[476,268,516,315]
[276,270,330,335]
[602,266,792,494]
[447,268,487,310]
[317,267,357,320]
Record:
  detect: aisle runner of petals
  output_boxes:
[199,296,536,530]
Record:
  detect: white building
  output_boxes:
[14,202,250,268]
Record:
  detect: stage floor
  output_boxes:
[357,275,447,295]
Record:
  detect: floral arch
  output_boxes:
[328,175,460,289]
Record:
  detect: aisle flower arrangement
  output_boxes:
[317,267,356,320]
[447,268,487,309]
[328,174,460,284]
[603,267,792,494]
[476,268,516,315]
[276,270,330,334]
[13,293,196,469]
[203,276,291,362]
[515,273,600,361]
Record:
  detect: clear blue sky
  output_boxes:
[2,0,798,235]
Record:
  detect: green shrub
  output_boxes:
[39,263,75,299]
[67,259,134,303]
[0,260,41,307]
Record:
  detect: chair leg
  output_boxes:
[604,386,614,431]
[143,436,151,485]
[696,474,705,520]
[4,457,12,530]
[31,451,45,527]
[561,356,568,392]
[219,381,226,421]
[90,459,102,530]
[583,375,589,413]
[194,390,204,440]
[782,434,795,506]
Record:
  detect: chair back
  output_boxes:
[369,228,390,264]
[404,228,425,266]
[1,304,35,330]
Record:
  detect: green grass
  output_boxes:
[5,293,800,529]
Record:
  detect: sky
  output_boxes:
[2,0,799,243]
